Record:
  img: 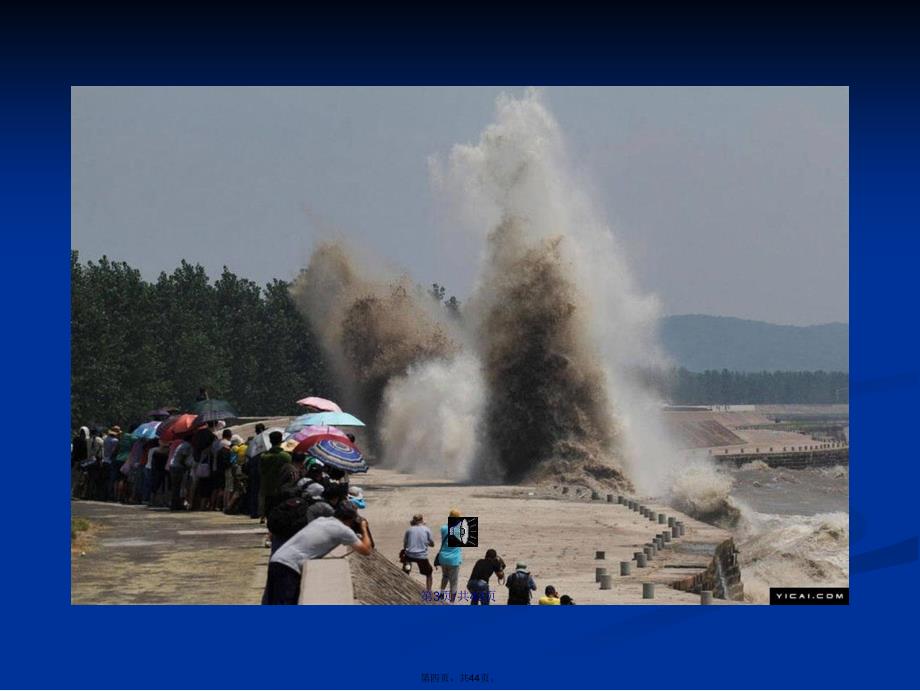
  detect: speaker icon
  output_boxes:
[447,516,478,547]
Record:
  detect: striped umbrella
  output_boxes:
[307,438,368,474]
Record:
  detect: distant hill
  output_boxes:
[659,315,848,372]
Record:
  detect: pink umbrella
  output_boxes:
[296,396,342,413]
[292,424,348,443]
[281,425,348,454]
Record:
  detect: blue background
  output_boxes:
[1,10,918,689]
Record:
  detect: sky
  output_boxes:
[72,87,848,326]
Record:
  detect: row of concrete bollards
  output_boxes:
[591,496,698,600]
[593,493,718,603]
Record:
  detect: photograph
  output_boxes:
[69,86,849,607]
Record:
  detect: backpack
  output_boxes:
[507,572,531,603]
[267,497,311,541]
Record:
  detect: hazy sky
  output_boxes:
[72,87,848,325]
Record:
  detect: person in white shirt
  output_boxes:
[402,514,435,592]
[168,440,193,511]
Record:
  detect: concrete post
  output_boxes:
[607,494,614,503]
[662,532,671,543]
[649,511,657,522]
[700,590,713,605]
[595,567,607,582]
[646,543,657,556]
[636,552,648,567]
[643,545,654,558]
[658,513,666,524]
[595,550,605,560]
[668,517,676,527]
[642,583,655,599]
[617,495,625,504]
[620,561,631,576]
[677,522,685,536]
[671,525,680,538]
[599,574,613,590]
[633,551,644,561]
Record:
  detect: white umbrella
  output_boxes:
[247,427,285,457]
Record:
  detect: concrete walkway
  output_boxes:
[71,500,268,604]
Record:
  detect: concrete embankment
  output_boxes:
[709,445,849,469]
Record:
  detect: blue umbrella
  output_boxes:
[308,438,368,474]
[132,421,162,440]
[286,411,365,433]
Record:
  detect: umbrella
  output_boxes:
[132,421,162,440]
[247,427,285,457]
[307,438,368,473]
[158,413,198,442]
[290,424,348,443]
[296,396,342,413]
[192,398,238,423]
[286,412,365,433]
[290,425,349,455]
[146,408,173,420]
[115,434,138,463]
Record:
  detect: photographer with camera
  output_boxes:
[467,548,505,605]
[262,500,373,605]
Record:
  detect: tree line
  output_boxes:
[71,252,848,431]
[637,367,849,405]
[71,252,336,431]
